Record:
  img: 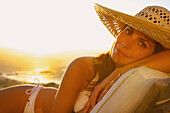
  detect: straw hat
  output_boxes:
[94,4,170,49]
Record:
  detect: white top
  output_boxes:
[23,85,42,113]
[23,78,43,113]
[74,73,99,112]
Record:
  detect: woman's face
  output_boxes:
[111,26,156,66]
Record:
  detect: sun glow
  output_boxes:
[27,67,51,83]
[27,75,49,83]
[0,0,169,56]
[35,67,49,73]
[0,0,115,57]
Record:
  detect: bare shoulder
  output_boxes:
[71,57,95,68]
[68,57,96,80]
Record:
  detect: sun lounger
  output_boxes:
[135,78,170,113]
[90,66,170,113]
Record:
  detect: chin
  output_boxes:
[111,55,124,66]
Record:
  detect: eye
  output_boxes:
[125,28,132,35]
[139,41,146,48]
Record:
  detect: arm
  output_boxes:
[85,50,170,112]
[107,49,170,88]
[51,57,95,113]
[124,50,170,73]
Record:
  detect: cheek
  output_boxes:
[110,41,155,65]
[131,48,154,60]
[110,46,134,65]
[110,45,118,61]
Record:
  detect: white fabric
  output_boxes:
[74,73,99,112]
[74,90,91,112]
[90,66,169,113]
[23,86,42,113]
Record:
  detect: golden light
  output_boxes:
[26,67,51,83]
[27,75,49,83]
[35,67,49,74]
[0,0,169,57]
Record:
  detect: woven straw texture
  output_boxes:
[95,4,170,49]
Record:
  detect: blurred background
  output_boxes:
[0,0,169,88]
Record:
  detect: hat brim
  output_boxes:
[94,3,170,49]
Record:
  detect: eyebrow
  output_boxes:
[138,37,151,47]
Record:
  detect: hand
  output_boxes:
[84,67,127,113]
[84,83,105,113]
[97,74,122,103]
[84,73,122,113]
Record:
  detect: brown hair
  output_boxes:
[154,41,165,54]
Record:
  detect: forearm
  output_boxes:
[84,50,170,112]
[100,50,170,88]
[124,50,170,73]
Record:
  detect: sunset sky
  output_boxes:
[0,0,169,56]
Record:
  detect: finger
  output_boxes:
[89,94,97,109]
[97,89,108,103]
[105,80,114,89]
[89,107,94,113]
[84,88,99,113]
[111,73,121,82]
[105,74,122,90]
[105,79,116,90]
[117,73,122,79]
[90,86,102,108]
[84,100,88,108]
[97,89,107,103]
[84,100,91,113]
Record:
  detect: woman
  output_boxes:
[0,4,170,113]
[52,4,170,113]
